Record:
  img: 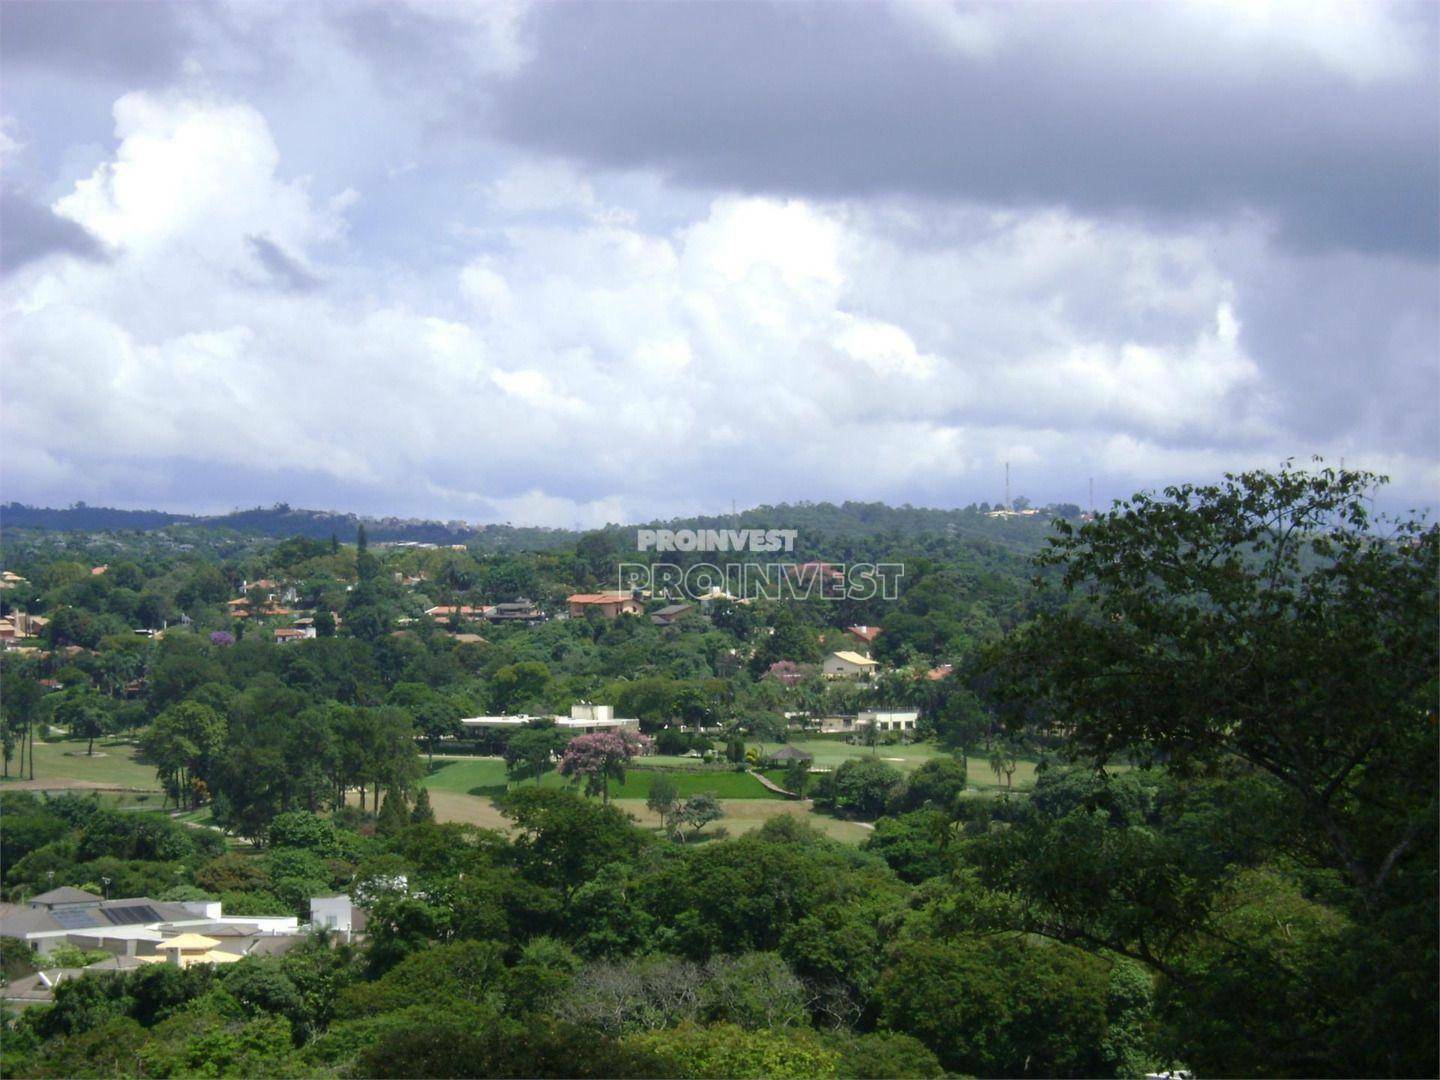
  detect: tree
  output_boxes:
[888,755,966,814]
[985,464,1437,913]
[628,1021,839,1079]
[410,787,435,824]
[987,739,1018,795]
[782,758,810,798]
[671,793,723,842]
[54,693,108,756]
[927,685,990,770]
[827,758,902,819]
[504,724,567,786]
[877,935,1111,1077]
[142,701,227,808]
[388,682,461,762]
[489,661,551,713]
[375,788,410,836]
[558,730,653,804]
[2,673,41,780]
[495,788,649,901]
[646,773,680,832]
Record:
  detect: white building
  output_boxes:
[858,709,920,733]
[461,703,640,735]
[309,895,365,940]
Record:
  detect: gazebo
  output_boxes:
[149,933,242,967]
[765,745,814,765]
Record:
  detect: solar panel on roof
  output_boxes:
[101,905,161,925]
[51,909,102,930]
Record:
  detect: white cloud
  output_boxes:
[4,90,1433,522]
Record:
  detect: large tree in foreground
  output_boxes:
[986,463,1436,913]
[975,464,1438,1076]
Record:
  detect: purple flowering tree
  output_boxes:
[209,630,235,647]
[558,730,653,804]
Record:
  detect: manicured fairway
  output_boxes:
[750,738,946,773]
[422,756,781,800]
[0,737,160,791]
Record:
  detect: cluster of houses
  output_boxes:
[423,600,544,625]
[1,887,364,1009]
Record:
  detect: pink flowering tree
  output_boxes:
[558,730,653,804]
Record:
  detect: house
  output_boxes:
[0,891,335,1009]
[0,611,45,645]
[823,650,879,679]
[926,664,954,681]
[858,709,919,733]
[451,633,487,645]
[556,703,641,734]
[1,891,299,960]
[845,625,881,653]
[650,603,694,627]
[425,605,490,623]
[567,592,642,619]
[146,933,242,968]
[309,895,366,941]
[460,703,641,736]
[484,600,544,623]
[90,565,108,576]
[273,627,315,645]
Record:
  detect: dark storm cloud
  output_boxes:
[0,0,194,82]
[247,235,323,292]
[1231,248,1438,453]
[487,2,1439,260]
[0,189,106,274]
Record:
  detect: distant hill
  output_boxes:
[0,502,473,544]
[3,499,1073,557]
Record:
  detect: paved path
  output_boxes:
[751,771,802,799]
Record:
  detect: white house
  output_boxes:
[858,709,920,733]
[309,895,365,941]
[556,703,641,734]
[822,651,879,679]
[459,703,641,735]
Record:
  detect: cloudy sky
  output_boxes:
[2,1,1436,527]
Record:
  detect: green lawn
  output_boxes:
[968,756,1041,793]
[0,737,160,791]
[750,739,1051,792]
[422,756,511,795]
[750,738,946,774]
[422,756,780,801]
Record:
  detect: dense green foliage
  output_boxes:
[1,469,1434,1077]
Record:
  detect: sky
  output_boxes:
[1,0,1436,528]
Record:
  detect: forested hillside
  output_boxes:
[0,467,1434,1078]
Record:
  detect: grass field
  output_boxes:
[750,738,946,774]
[419,791,873,844]
[422,757,781,800]
[0,737,160,791]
